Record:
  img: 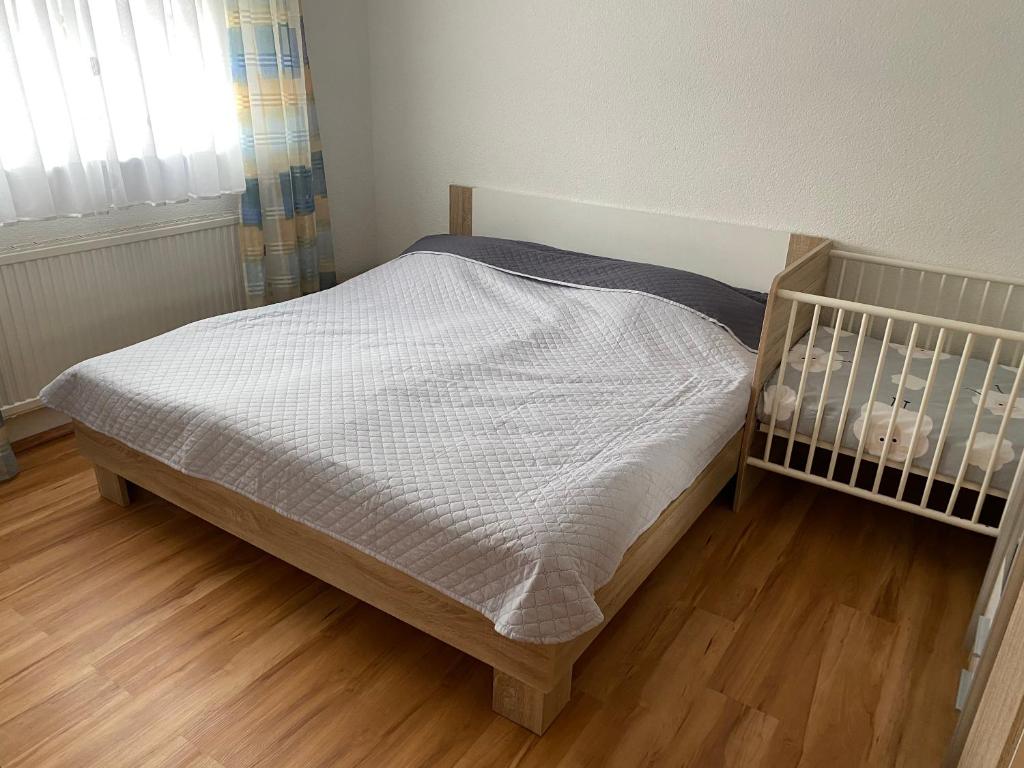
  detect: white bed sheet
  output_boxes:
[42,250,755,643]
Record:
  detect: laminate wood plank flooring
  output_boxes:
[0,437,990,767]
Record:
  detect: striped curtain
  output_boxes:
[227,0,335,307]
[0,412,17,482]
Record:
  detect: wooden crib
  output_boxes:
[738,243,1024,537]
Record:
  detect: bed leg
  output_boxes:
[492,667,571,735]
[93,465,131,507]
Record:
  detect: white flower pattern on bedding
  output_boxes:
[787,344,846,373]
[892,373,928,391]
[972,389,1024,419]
[967,433,1016,472]
[763,384,797,421]
[891,343,951,360]
[852,402,934,462]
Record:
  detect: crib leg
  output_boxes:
[735,418,766,512]
[735,461,766,512]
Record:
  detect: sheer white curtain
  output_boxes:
[0,0,244,224]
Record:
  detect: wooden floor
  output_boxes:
[0,437,991,767]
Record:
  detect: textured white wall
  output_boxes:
[303,0,378,278]
[352,0,1022,276]
[10,1,1014,280]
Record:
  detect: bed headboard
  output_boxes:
[449,183,832,510]
[449,184,818,293]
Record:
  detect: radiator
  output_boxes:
[0,215,243,416]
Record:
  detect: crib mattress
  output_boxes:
[758,326,1023,494]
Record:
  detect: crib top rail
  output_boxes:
[777,289,1024,344]
[829,250,1023,338]
[831,250,1024,290]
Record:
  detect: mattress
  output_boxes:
[758,325,1023,493]
[41,236,759,644]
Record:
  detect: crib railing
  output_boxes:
[828,251,1024,367]
[748,290,1024,536]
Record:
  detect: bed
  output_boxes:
[42,186,815,733]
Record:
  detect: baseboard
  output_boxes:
[12,422,74,453]
[4,401,71,450]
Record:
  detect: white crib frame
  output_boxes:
[738,245,1024,537]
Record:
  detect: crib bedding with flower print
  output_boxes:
[757,326,1023,502]
[740,244,1024,537]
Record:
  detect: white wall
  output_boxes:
[344,0,1022,276]
[303,0,378,279]
[12,2,1013,280]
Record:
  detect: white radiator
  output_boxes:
[0,215,243,417]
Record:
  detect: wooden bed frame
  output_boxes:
[74,185,819,734]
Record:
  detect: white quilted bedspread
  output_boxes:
[42,251,755,643]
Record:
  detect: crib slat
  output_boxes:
[872,265,885,303]
[913,270,926,315]
[997,284,1014,328]
[868,265,885,336]
[895,268,906,313]
[954,276,969,317]
[976,280,992,324]
[925,274,948,349]
[896,328,947,502]
[1016,314,1024,368]
[849,263,866,331]
[971,357,1023,523]
[871,323,921,494]
[850,318,895,486]
[827,312,870,481]
[763,301,800,462]
[953,278,970,350]
[946,340,1003,517]
[804,309,845,472]
[784,304,822,468]
[922,334,977,510]
[832,259,848,328]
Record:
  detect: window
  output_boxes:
[0,0,244,224]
